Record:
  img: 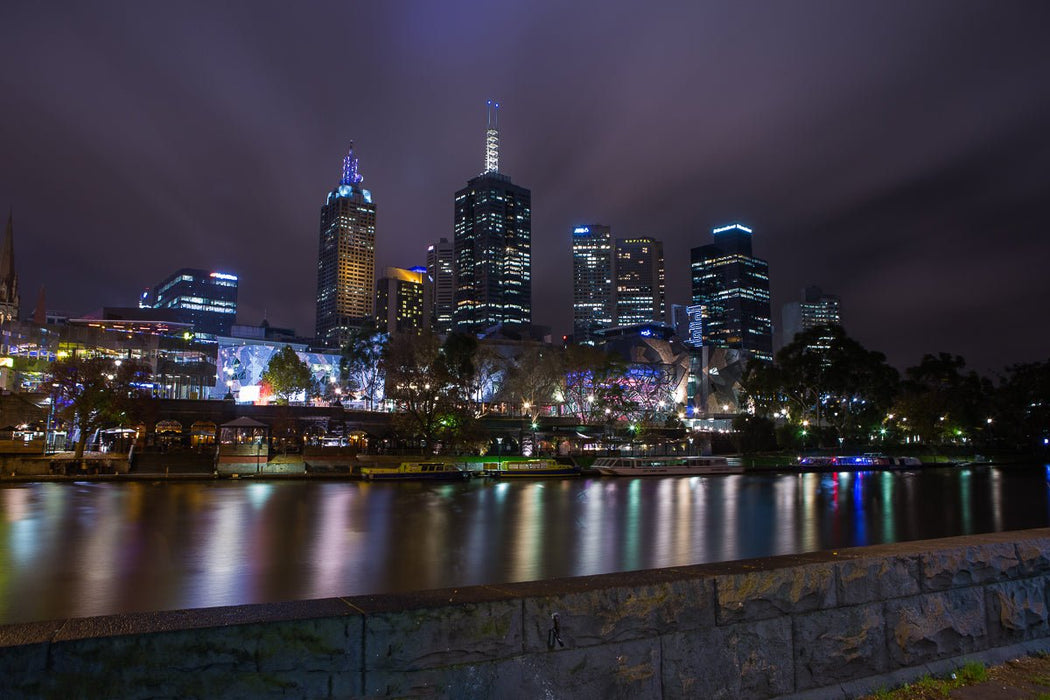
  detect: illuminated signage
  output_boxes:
[210,272,238,281]
[712,224,753,234]
[573,227,590,234]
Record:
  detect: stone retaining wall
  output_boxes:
[3,529,1050,698]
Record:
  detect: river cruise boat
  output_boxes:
[592,455,742,476]
[481,459,580,478]
[797,454,923,468]
[359,461,471,481]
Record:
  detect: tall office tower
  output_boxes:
[0,211,19,323]
[315,143,377,347]
[614,236,665,326]
[571,225,614,344]
[425,237,455,334]
[145,268,238,335]
[376,266,425,335]
[453,101,532,334]
[781,285,841,348]
[690,223,772,362]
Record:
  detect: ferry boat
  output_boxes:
[359,461,471,481]
[481,459,580,478]
[797,454,923,468]
[591,455,742,476]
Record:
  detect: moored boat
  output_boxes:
[359,461,471,481]
[592,455,742,476]
[482,459,580,478]
[797,454,922,468]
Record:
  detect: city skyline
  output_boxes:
[2,2,1049,372]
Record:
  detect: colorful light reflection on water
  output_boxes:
[0,465,1047,625]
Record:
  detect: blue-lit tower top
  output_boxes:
[341,142,364,186]
[329,142,372,204]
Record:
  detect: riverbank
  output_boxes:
[0,451,1022,483]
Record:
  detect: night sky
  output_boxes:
[3,1,1049,374]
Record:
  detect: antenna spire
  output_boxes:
[340,141,364,187]
[484,100,500,174]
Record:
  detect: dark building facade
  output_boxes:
[614,236,665,327]
[141,268,238,336]
[425,238,455,334]
[571,225,614,344]
[315,143,376,347]
[690,223,772,362]
[781,285,842,349]
[453,102,532,334]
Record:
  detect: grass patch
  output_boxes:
[862,662,987,699]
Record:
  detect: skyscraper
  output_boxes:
[781,285,842,348]
[571,225,614,344]
[376,266,425,335]
[614,236,665,326]
[142,267,238,335]
[0,211,19,323]
[690,223,772,362]
[425,237,455,334]
[453,102,532,334]
[315,143,376,347]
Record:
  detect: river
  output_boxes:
[0,464,1047,625]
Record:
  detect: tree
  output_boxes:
[49,356,152,460]
[382,330,452,450]
[743,325,898,447]
[993,360,1050,453]
[561,344,634,423]
[340,324,387,409]
[893,353,990,446]
[262,345,313,404]
[501,345,562,419]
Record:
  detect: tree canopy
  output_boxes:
[261,345,313,404]
[744,325,898,447]
[49,356,152,459]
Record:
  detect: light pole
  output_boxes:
[43,382,59,455]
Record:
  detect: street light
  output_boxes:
[43,382,59,455]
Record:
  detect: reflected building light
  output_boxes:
[247,482,273,510]
[510,483,543,582]
[622,480,642,570]
[72,488,123,619]
[958,468,975,535]
[307,486,355,599]
[880,472,895,543]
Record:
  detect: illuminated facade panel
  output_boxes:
[315,143,376,347]
[614,236,665,327]
[212,341,340,403]
[690,223,772,362]
[571,225,614,344]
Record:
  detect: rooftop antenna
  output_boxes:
[484,100,500,174]
[341,141,364,187]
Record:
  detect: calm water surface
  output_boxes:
[1,464,1048,625]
